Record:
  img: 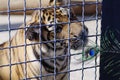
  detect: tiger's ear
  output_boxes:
[59,7,69,16]
[59,7,77,20]
[26,25,40,41]
[49,0,62,6]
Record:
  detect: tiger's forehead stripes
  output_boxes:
[42,8,68,22]
[40,8,69,31]
[25,7,69,33]
[28,7,69,24]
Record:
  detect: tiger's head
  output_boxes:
[26,8,88,50]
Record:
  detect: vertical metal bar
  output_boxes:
[38,0,43,79]
[95,0,99,80]
[81,0,85,80]
[67,0,71,80]
[23,0,27,79]
[53,0,57,80]
[7,0,12,79]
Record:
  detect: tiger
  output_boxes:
[0,7,88,80]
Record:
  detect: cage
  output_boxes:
[0,0,102,80]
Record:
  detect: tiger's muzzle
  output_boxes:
[71,25,88,50]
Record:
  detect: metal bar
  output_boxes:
[7,0,12,79]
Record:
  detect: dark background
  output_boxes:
[100,0,120,80]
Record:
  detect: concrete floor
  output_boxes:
[0,14,101,80]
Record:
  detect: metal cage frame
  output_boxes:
[0,0,102,80]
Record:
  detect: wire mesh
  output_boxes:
[0,0,102,80]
